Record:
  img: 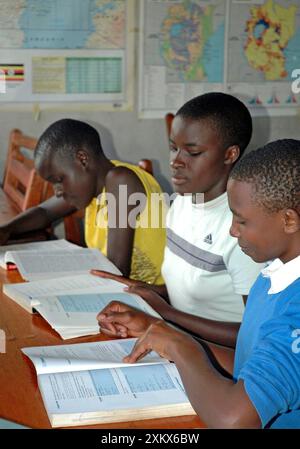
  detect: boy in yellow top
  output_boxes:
[85,159,166,284]
[0,119,166,284]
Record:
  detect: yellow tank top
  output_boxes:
[85,160,167,285]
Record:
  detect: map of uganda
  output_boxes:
[158,0,225,82]
[244,0,297,80]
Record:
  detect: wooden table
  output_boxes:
[0,186,205,429]
[0,269,204,429]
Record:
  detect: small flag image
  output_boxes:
[0,69,5,93]
[0,64,24,81]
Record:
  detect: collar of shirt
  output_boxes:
[261,256,300,294]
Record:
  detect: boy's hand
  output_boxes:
[123,320,195,363]
[97,301,160,338]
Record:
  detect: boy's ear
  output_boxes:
[224,145,240,165]
[283,209,300,234]
[76,150,89,168]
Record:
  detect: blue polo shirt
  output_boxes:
[234,265,300,428]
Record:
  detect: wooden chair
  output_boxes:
[138,158,153,175]
[2,129,78,244]
[165,113,174,139]
[3,129,47,211]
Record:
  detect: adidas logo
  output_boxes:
[204,233,213,244]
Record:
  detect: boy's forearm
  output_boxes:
[170,339,259,428]
[2,195,75,236]
[149,284,169,301]
[162,307,240,348]
[4,206,53,235]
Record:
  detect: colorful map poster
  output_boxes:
[138,0,226,118]
[228,0,300,115]
[0,0,134,110]
[139,0,300,118]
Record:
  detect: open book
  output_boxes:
[22,339,195,427]
[3,273,124,314]
[0,239,79,270]
[1,246,121,281]
[3,274,161,339]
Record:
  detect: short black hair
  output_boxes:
[176,92,252,157]
[35,118,104,161]
[230,139,300,213]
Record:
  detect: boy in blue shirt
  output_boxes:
[97,139,300,428]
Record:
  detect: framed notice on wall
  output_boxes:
[0,0,135,111]
[138,0,300,118]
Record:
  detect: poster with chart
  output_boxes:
[138,0,300,118]
[0,0,135,110]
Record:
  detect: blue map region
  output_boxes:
[203,22,224,83]
[18,0,117,49]
[253,20,269,39]
[284,28,300,79]
[58,292,140,313]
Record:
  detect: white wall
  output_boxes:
[0,109,299,196]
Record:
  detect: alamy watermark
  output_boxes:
[95,186,204,229]
[291,329,300,354]
[0,329,6,353]
[291,69,300,94]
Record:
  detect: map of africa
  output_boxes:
[0,0,125,49]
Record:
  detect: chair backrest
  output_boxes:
[138,158,153,175]
[165,113,175,139]
[3,129,48,211]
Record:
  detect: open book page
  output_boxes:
[0,239,80,269]
[38,363,192,427]
[3,273,124,298]
[2,273,125,313]
[5,248,121,281]
[52,328,99,339]
[35,291,161,329]
[22,338,168,375]
[34,291,161,339]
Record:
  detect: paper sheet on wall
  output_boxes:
[138,0,300,118]
[0,0,134,111]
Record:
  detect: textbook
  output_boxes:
[34,291,161,339]
[1,246,121,281]
[22,339,195,427]
[3,274,161,338]
[2,273,124,314]
[0,239,79,270]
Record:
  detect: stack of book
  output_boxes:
[2,240,196,428]
[1,240,160,339]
